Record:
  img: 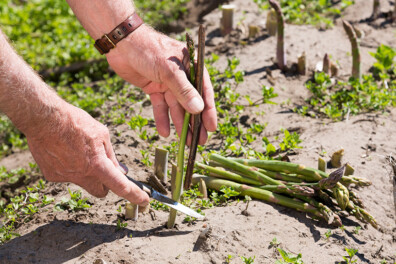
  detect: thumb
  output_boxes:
[163,64,204,114]
[98,158,150,206]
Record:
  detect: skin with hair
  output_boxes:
[0,0,217,206]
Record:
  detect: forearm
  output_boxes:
[0,30,65,136]
[65,0,135,40]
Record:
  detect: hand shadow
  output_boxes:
[0,220,191,264]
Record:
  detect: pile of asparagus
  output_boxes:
[192,152,377,228]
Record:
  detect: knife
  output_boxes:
[119,162,204,220]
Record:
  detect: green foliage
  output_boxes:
[128,115,149,132]
[370,44,396,80]
[0,0,190,71]
[342,248,358,264]
[150,200,169,211]
[210,186,241,205]
[298,69,396,120]
[270,237,280,248]
[279,129,302,151]
[134,0,190,29]
[240,255,255,264]
[0,179,53,244]
[253,0,354,28]
[140,149,153,167]
[0,0,98,71]
[353,226,361,235]
[0,116,27,157]
[116,219,128,230]
[262,86,278,104]
[276,248,305,264]
[54,189,91,212]
[225,255,233,263]
[323,229,332,240]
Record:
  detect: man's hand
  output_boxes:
[106,25,217,144]
[26,102,150,206]
[66,1,217,143]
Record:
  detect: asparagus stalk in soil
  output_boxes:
[185,25,205,190]
[372,0,380,20]
[323,53,330,75]
[393,4,396,22]
[192,175,327,221]
[268,0,286,71]
[342,20,361,81]
[167,33,194,229]
[297,52,306,75]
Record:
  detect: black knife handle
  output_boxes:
[125,175,152,196]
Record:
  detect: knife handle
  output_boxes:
[125,175,152,196]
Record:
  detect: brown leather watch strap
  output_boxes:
[94,13,143,55]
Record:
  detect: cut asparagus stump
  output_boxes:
[198,178,208,199]
[331,148,344,168]
[297,52,306,75]
[266,9,278,36]
[323,53,330,75]
[125,203,138,221]
[318,157,327,172]
[154,148,168,183]
[248,25,259,39]
[220,4,235,36]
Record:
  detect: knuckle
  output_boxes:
[118,184,133,198]
[162,64,176,83]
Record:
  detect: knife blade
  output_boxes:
[124,174,204,220]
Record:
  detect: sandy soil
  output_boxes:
[0,0,395,263]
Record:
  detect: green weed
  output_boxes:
[353,226,361,235]
[342,248,358,264]
[150,200,169,211]
[323,229,332,240]
[279,129,302,151]
[240,255,255,264]
[298,69,396,120]
[270,237,280,248]
[276,247,305,264]
[253,0,354,28]
[116,218,128,230]
[54,189,91,212]
[0,179,53,244]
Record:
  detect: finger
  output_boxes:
[77,176,109,198]
[162,59,204,114]
[164,90,187,137]
[98,158,150,206]
[201,66,217,132]
[150,93,170,137]
[103,132,119,169]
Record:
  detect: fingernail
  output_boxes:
[188,97,204,113]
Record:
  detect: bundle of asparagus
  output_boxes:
[192,153,377,229]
